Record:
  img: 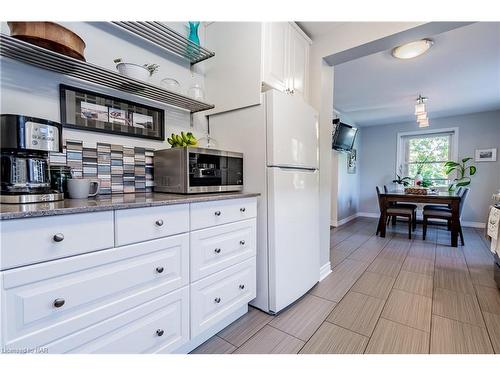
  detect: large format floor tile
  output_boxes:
[394,270,433,298]
[326,291,385,337]
[381,289,432,332]
[434,268,475,295]
[432,288,485,327]
[401,256,434,276]
[367,257,402,277]
[351,271,395,300]
[217,307,273,347]
[365,318,429,354]
[483,312,500,354]
[234,325,304,354]
[430,315,493,354]
[269,294,336,341]
[190,336,236,354]
[299,322,369,354]
[309,258,369,302]
[474,285,500,315]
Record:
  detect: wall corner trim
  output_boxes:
[319,262,332,281]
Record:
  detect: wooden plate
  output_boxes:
[8,22,86,61]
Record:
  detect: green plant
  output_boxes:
[420,177,433,188]
[392,174,411,187]
[444,157,477,191]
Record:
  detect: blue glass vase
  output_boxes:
[188,22,200,46]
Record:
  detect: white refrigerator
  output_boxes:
[209,90,319,313]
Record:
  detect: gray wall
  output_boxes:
[335,129,361,221]
[358,110,500,223]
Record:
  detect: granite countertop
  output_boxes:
[0,192,260,220]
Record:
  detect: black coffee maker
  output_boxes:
[1,114,64,203]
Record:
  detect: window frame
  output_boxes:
[396,127,459,188]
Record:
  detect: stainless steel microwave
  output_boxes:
[153,147,243,194]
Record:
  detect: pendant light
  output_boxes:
[415,95,430,128]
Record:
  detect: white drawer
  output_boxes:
[191,257,256,337]
[1,234,189,350]
[59,287,190,354]
[115,204,189,247]
[190,197,257,230]
[190,219,256,281]
[0,211,114,270]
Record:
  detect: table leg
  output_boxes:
[450,200,460,247]
[380,197,387,238]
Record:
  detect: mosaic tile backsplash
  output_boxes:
[49,140,154,194]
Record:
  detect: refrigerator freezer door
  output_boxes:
[267,167,320,313]
[266,90,319,169]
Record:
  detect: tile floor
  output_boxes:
[190,217,500,354]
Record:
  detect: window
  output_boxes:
[397,129,458,187]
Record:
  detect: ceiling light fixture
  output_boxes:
[392,39,434,60]
[414,95,430,128]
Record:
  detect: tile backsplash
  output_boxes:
[50,140,154,194]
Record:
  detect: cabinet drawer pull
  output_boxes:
[214,297,221,303]
[239,284,245,290]
[156,266,164,274]
[240,207,246,212]
[53,298,65,308]
[214,248,221,254]
[239,240,246,245]
[155,219,164,227]
[214,211,221,216]
[53,233,65,242]
[156,329,164,337]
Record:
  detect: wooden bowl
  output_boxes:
[7,22,86,61]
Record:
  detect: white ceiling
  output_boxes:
[296,22,347,39]
[332,22,500,127]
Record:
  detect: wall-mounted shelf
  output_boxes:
[0,34,215,113]
[111,22,215,65]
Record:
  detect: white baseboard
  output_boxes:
[319,262,332,281]
[356,212,485,228]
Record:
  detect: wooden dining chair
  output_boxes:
[423,187,469,245]
[376,186,414,239]
[384,185,417,230]
[423,186,463,211]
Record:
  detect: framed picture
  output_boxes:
[60,84,164,140]
[347,148,357,174]
[475,148,497,162]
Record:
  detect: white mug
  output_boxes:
[67,179,100,199]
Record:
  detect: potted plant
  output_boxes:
[114,58,159,81]
[392,166,411,191]
[445,157,477,191]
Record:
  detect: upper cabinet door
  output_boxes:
[288,25,310,100]
[262,22,289,92]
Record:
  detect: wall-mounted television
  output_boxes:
[332,119,358,152]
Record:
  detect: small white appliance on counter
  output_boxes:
[209,89,320,313]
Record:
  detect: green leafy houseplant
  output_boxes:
[444,157,477,191]
[392,174,411,187]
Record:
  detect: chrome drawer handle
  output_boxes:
[156,329,164,337]
[214,248,221,254]
[53,298,65,308]
[240,207,246,212]
[155,219,164,227]
[239,284,245,290]
[156,266,164,274]
[240,240,245,245]
[53,233,64,242]
[214,211,221,216]
[214,297,221,303]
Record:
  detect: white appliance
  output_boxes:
[209,90,319,313]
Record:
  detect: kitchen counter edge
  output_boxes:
[0,192,260,220]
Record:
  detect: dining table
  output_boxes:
[378,190,462,247]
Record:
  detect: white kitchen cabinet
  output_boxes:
[0,196,258,354]
[205,22,311,115]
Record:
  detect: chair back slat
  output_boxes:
[383,185,389,193]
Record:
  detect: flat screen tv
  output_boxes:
[332,119,358,152]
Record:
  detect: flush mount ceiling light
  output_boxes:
[392,39,434,59]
